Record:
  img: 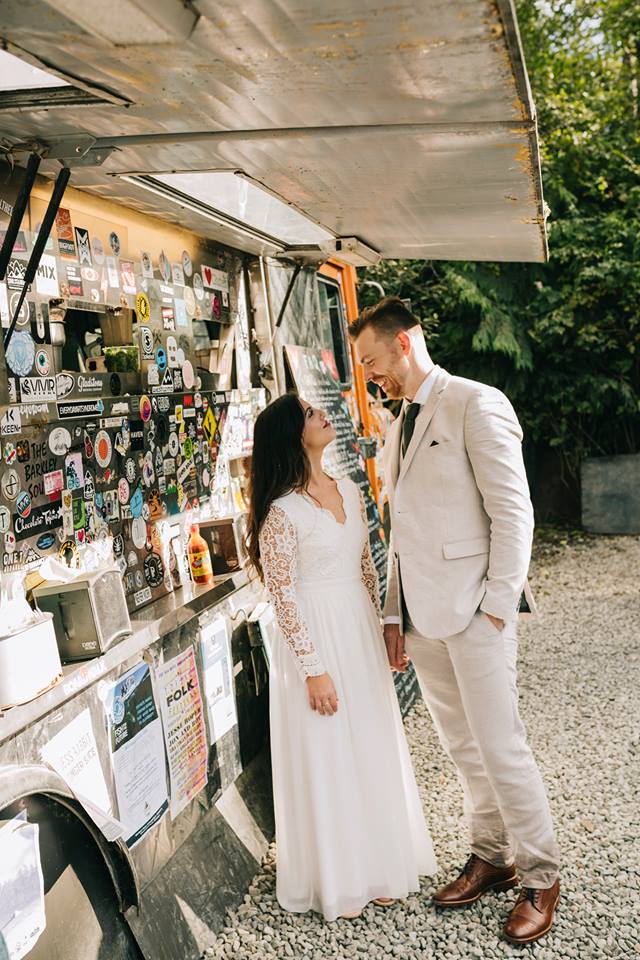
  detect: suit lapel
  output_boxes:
[385,414,403,490]
[398,367,450,482]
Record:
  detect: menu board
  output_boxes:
[284,345,387,594]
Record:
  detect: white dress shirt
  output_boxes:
[383,369,436,626]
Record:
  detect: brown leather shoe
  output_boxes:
[432,854,518,907]
[503,880,560,944]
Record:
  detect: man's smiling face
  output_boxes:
[354,325,408,399]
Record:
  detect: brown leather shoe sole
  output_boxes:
[503,890,560,944]
[433,873,519,908]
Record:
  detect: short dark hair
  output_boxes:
[348,295,420,339]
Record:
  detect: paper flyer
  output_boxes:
[156,645,208,819]
[104,662,169,848]
[200,617,237,744]
[0,819,46,959]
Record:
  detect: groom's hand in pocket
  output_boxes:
[306,673,339,716]
[383,623,410,673]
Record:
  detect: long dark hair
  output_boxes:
[246,392,310,580]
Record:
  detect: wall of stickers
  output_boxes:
[0,169,263,612]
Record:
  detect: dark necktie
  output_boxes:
[401,402,421,457]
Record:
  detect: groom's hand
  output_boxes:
[383,623,410,672]
[484,612,505,631]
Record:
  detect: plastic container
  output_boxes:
[0,612,63,709]
[188,524,213,585]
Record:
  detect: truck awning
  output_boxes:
[0,0,547,262]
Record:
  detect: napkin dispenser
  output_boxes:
[33,569,131,662]
[0,612,62,709]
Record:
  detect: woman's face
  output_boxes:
[300,399,336,452]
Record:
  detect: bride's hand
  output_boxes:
[306,673,339,716]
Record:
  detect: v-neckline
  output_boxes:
[299,478,347,527]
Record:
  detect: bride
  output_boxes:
[246,392,437,921]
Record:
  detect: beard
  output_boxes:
[379,376,403,399]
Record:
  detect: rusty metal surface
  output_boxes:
[0,1,546,256]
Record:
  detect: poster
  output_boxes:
[200,616,237,743]
[0,819,46,959]
[104,662,168,848]
[156,646,208,819]
[41,709,124,842]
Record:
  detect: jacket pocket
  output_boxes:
[442,536,490,559]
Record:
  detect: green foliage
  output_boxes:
[360,0,640,479]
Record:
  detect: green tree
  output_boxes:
[360,0,640,514]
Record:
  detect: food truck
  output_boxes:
[0,2,547,957]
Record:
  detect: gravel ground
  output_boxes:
[204,535,640,960]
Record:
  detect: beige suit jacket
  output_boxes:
[382,366,535,638]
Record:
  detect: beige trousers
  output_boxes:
[405,611,560,888]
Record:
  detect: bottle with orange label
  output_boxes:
[188,524,213,585]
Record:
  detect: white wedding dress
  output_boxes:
[260,476,437,921]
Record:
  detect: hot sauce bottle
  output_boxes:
[188,524,213,585]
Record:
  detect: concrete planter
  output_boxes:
[581,453,640,534]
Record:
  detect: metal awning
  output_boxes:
[0,0,547,262]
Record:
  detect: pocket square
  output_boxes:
[429,439,440,447]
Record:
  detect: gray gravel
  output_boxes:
[205,534,640,959]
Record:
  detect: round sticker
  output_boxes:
[92,236,105,264]
[5,330,35,377]
[124,457,136,483]
[181,250,193,277]
[167,432,179,457]
[49,426,72,456]
[127,550,138,567]
[117,478,130,505]
[140,325,154,357]
[182,359,195,390]
[113,534,125,558]
[0,505,10,533]
[95,430,113,468]
[159,251,171,282]
[202,467,210,488]
[139,395,152,422]
[156,347,167,372]
[131,516,146,549]
[8,291,29,327]
[1,469,20,501]
[58,538,80,568]
[134,570,144,589]
[136,292,151,323]
[37,532,55,550]
[35,348,50,376]
[109,231,121,255]
[16,490,31,519]
[143,552,164,588]
[183,286,196,316]
[193,273,204,301]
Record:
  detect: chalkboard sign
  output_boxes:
[284,344,420,716]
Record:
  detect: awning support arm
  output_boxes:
[0,152,41,282]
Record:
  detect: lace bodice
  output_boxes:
[259,477,381,679]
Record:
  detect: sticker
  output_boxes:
[162,307,175,331]
[141,251,154,278]
[57,399,104,418]
[1,408,22,436]
[183,286,196,315]
[139,395,152,422]
[0,505,10,533]
[118,477,130,504]
[58,538,79,566]
[156,347,167,372]
[143,454,155,487]
[6,256,28,290]
[65,451,85,490]
[129,485,144,518]
[81,266,99,283]
[35,254,59,296]
[3,442,16,465]
[124,458,136,483]
[84,469,95,499]
[35,348,51,376]
[109,231,121,255]
[201,265,229,291]
[106,256,119,287]
[181,250,193,277]
[5,330,36,377]
[92,236,105,264]
[174,299,188,328]
[120,260,136,295]
[7,290,31,327]
[182,359,195,389]
[56,373,74,399]
[4,532,16,554]
[75,227,92,266]
[131,515,146,548]
[16,490,31,519]
[37,532,56,550]
[61,489,74,537]
[136,292,151,323]
[139,325,154,358]
[147,364,159,386]
[95,430,113,468]
[193,272,204,301]
[134,585,152,606]
[103,490,119,522]
[20,376,56,403]
[48,426,72,455]
[66,263,84,297]
[2,469,20,501]
[55,208,76,258]
[44,469,64,496]
[171,262,184,286]
[72,498,86,531]
[143,552,164,587]
[159,251,171,282]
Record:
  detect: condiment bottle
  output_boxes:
[188,524,213,585]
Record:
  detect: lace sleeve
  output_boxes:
[259,504,326,680]
[357,488,382,618]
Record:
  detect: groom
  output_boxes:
[349,297,560,944]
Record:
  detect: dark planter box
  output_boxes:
[581,454,640,534]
